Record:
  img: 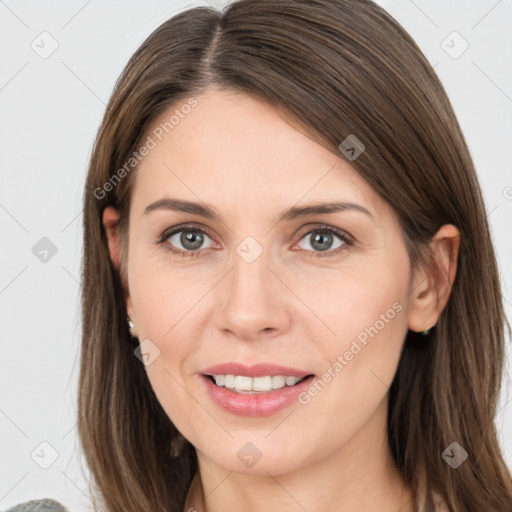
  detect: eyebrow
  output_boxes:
[143,198,374,222]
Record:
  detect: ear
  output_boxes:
[102,206,136,329]
[103,206,122,268]
[407,224,460,332]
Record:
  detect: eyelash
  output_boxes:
[156,223,354,259]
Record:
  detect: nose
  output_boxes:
[214,245,292,342]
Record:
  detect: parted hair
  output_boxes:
[78,1,512,511]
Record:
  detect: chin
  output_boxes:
[200,442,309,476]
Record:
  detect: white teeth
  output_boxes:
[214,375,225,386]
[234,376,253,391]
[254,376,272,391]
[271,376,285,389]
[224,375,235,389]
[211,374,306,393]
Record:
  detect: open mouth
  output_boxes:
[204,374,315,394]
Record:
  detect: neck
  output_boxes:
[183,399,414,512]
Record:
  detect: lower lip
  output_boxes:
[200,374,316,417]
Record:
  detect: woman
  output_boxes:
[8,0,511,511]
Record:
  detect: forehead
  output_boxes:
[129,88,389,222]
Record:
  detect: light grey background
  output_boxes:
[0,0,511,509]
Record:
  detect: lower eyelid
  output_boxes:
[159,226,353,256]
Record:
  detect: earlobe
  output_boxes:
[407,224,460,333]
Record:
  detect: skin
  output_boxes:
[103,87,460,512]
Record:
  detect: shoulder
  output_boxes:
[3,499,69,512]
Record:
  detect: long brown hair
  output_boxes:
[78,1,512,510]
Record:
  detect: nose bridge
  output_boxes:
[229,234,274,304]
[214,233,290,338]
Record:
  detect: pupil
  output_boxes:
[312,232,332,251]
[182,231,203,250]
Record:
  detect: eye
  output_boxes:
[294,225,353,257]
[158,225,215,257]
[157,223,353,258]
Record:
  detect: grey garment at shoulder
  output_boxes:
[3,499,69,512]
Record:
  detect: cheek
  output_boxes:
[293,257,410,414]
[129,273,199,435]
[334,278,407,355]
[128,245,205,339]
[308,294,408,408]
[294,256,409,352]
[127,256,214,426]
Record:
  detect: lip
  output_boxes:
[199,365,316,417]
[201,362,312,378]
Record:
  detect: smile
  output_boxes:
[200,373,316,417]
[207,374,311,394]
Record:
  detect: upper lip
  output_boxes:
[201,362,314,378]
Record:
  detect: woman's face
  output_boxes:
[113,87,420,475]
